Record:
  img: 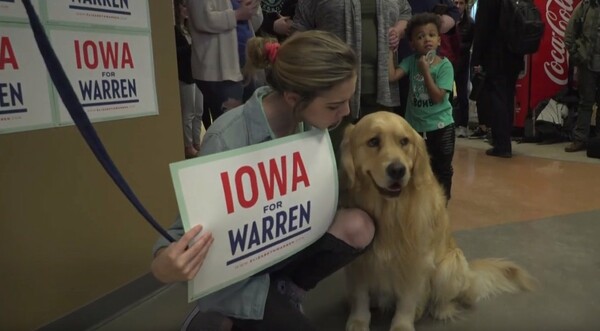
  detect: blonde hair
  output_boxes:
[244,30,358,112]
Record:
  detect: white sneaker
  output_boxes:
[456,126,468,138]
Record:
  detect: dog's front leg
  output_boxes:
[389,277,427,331]
[346,278,371,331]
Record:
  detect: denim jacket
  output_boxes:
[153,87,283,319]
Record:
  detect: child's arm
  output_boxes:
[417,56,447,104]
[388,50,406,82]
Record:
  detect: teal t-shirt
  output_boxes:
[398,55,454,133]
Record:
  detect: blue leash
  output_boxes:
[21,0,175,243]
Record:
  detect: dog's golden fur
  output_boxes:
[339,112,535,331]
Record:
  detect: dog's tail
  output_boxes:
[464,258,536,304]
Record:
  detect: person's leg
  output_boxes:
[192,85,204,150]
[219,80,244,114]
[195,80,243,129]
[506,69,519,134]
[425,124,455,200]
[196,80,219,130]
[570,66,596,145]
[471,92,489,138]
[487,75,512,153]
[269,208,374,291]
[179,81,198,157]
[230,281,319,331]
[595,72,600,136]
[455,66,470,128]
[395,76,410,117]
[242,78,257,103]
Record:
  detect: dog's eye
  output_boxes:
[400,137,409,146]
[367,137,380,147]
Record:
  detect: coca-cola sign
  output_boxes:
[514,0,581,128]
[543,0,575,85]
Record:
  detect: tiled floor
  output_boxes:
[92,138,600,331]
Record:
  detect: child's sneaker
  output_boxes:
[455,126,468,138]
[469,127,488,139]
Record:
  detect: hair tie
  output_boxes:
[264,42,280,63]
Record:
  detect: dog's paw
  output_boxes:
[346,319,370,331]
[389,321,415,331]
[431,302,462,321]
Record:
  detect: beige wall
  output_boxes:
[0,2,181,329]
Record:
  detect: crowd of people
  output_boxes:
[164,0,598,329]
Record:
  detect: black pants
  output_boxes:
[424,124,455,201]
[454,64,470,128]
[395,76,410,117]
[230,284,318,331]
[195,80,243,130]
[480,70,520,153]
[230,233,365,330]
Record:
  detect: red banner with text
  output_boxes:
[514,0,581,128]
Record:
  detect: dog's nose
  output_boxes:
[386,163,406,181]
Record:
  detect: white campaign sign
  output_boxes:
[45,0,150,30]
[170,130,338,302]
[49,29,158,124]
[0,25,54,133]
[0,0,40,22]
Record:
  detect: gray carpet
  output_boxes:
[305,210,600,331]
[92,210,600,331]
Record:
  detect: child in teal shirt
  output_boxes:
[389,12,455,200]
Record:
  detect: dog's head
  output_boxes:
[340,111,433,198]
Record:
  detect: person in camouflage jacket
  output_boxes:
[564,0,600,152]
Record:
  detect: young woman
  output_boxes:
[151,30,375,331]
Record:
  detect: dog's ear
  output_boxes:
[340,123,356,188]
[411,132,433,188]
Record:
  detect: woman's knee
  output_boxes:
[329,208,374,249]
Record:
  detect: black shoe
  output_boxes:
[469,127,488,139]
[486,148,512,158]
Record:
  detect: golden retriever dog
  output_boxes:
[339,111,535,331]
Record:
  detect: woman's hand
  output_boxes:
[151,224,214,283]
[388,27,400,50]
[274,15,293,36]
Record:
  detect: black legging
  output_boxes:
[424,124,455,201]
[231,281,318,331]
[231,233,366,330]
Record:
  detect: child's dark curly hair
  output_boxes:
[405,13,442,41]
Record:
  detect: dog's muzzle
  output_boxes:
[386,162,406,181]
[368,162,406,198]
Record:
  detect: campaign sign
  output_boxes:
[45,0,150,30]
[170,130,338,301]
[0,25,54,133]
[48,29,158,124]
[0,0,40,22]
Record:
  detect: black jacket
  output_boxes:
[471,0,524,76]
[457,14,474,70]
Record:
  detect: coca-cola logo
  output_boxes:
[543,0,575,85]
